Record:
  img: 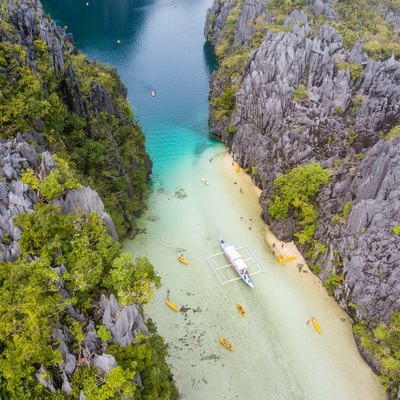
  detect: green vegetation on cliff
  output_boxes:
[268,162,330,244]
[331,0,400,60]
[354,311,400,398]
[0,9,151,238]
[0,197,178,399]
[208,0,248,128]
[266,0,308,23]
[0,2,179,398]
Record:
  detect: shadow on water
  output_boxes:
[203,40,218,75]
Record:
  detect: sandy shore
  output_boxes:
[223,152,313,273]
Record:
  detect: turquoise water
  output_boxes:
[41,0,219,183]
[41,1,387,399]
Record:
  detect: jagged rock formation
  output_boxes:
[0,0,152,237]
[60,186,118,241]
[0,133,153,395]
[318,138,400,324]
[100,294,149,347]
[0,1,176,396]
[205,0,400,329]
[0,134,118,262]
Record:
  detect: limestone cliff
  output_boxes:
[0,1,177,397]
[0,0,152,238]
[206,0,400,395]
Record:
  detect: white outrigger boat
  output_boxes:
[219,236,254,288]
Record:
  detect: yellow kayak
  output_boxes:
[312,317,322,334]
[166,300,179,312]
[178,256,189,265]
[237,302,246,317]
[236,165,240,173]
[282,256,297,263]
[219,337,234,350]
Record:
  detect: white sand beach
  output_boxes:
[123,145,387,400]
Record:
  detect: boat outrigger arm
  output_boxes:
[206,237,267,287]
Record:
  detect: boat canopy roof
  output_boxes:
[224,246,248,272]
[225,245,242,261]
[234,257,248,272]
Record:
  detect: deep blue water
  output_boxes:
[41,0,218,180]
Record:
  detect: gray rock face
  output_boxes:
[35,367,56,394]
[1,0,153,237]
[93,353,118,374]
[61,372,73,394]
[60,187,118,241]
[205,0,400,330]
[58,342,77,376]
[100,294,148,347]
[317,139,400,324]
[0,137,118,261]
[0,138,40,262]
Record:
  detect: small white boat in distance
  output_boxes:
[201,177,209,185]
[219,236,254,288]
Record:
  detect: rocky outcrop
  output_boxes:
[1,0,152,237]
[205,0,272,48]
[60,187,118,241]
[205,0,400,329]
[100,294,148,347]
[0,134,118,262]
[0,134,151,394]
[316,138,400,324]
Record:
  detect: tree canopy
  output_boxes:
[0,199,176,398]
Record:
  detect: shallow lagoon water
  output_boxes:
[41,0,387,398]
[123,148,386,400]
